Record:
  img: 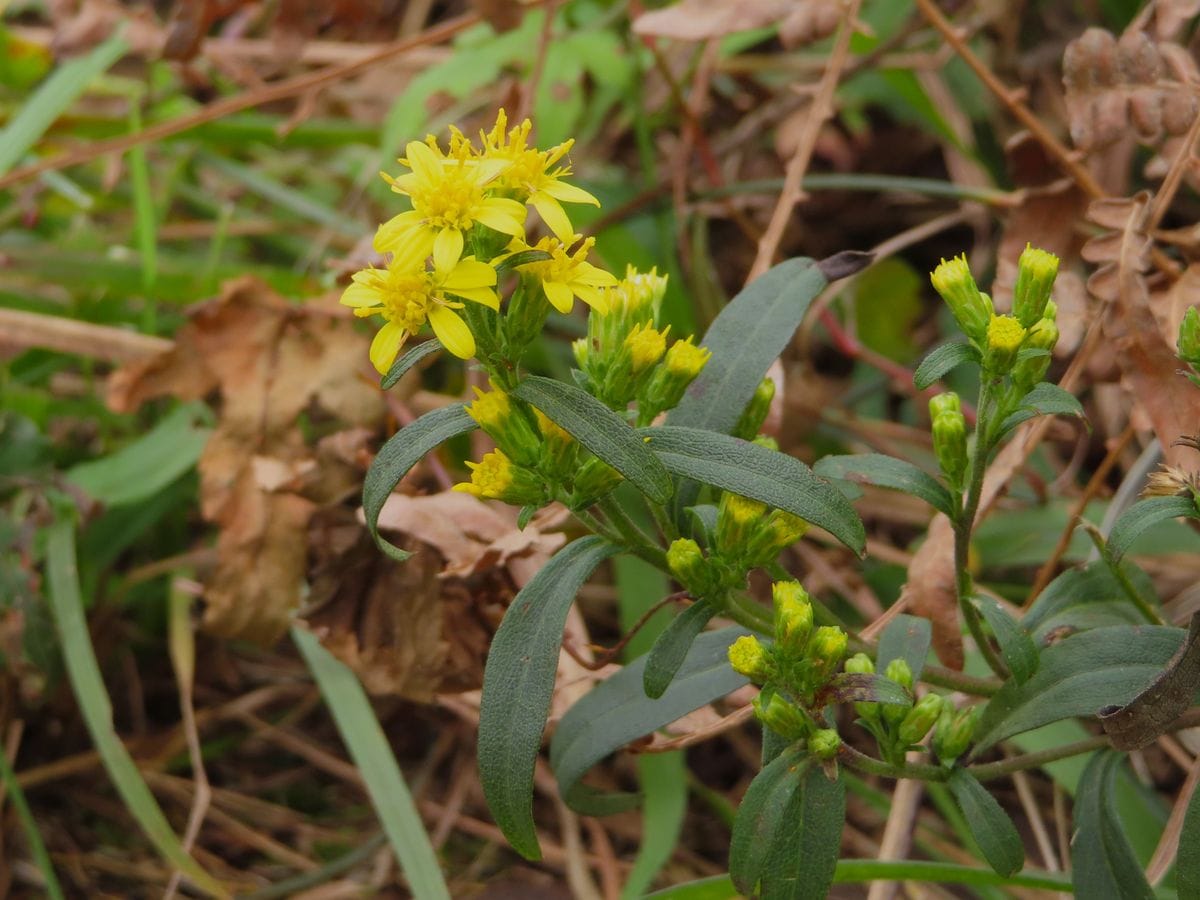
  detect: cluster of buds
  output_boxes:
[931,703,981,767]
[727,581,849,759]
[929,392,967,492]
[573,267,710,421]
[715,483,809,572]
[844,654,960,766]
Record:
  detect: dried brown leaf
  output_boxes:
[899,516,962,670]
[632,0,792,40]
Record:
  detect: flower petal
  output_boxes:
[443,259,497,290]
[475,197,528,236]
[575,262,619,287]
[543,280,574,314]
[389,228,436,268]
[341,281,381,308]
[433,227,465,272]
[474,157,510,184]
[448,286,500,309]
[404,140,440,183]
[542,179,600,206]
[374,211,423,252]
[369,321,407,374]
[428,305,476,359]
[574,285,610,314]
[531,195,574,243]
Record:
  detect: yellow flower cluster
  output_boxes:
[341,110,607,373]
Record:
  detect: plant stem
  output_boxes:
[597,495,667,568]
[1082,523,1167,625]
[839,743,948,782]
[725,590,774,634]
[968,737,1109,782]
[921,664,1001,697]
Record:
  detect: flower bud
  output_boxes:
[984,314,1026,375]
[637,335,711,424]
[809,728,842,760]
[898,693,944,746]
[570,456,623,508]
[753,691,810,741]
[772,581,814,657]
[931,255,992,343]
[930,393,967,491]
[466,386,543,467]
[1012,244,1059,328]
[666,538,714,596]
[1180,306,1200,367]
[728,635,774,683]
[844,653,878,720]
[744,509,809,566]
[881,659,914,728]
[1011,315,1059,394]
[534,408,577,476]
[454,449,548,506]
[806,626,848,685]
[625,322,669,374]
[733,377,776,441]
[932,704,980,764]
[716,491,768,556]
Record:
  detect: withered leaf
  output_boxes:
[633,0,793,41]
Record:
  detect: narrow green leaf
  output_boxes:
[641,427,865,554]
[814,453,955,517]
[972,625,1187,751]
[1179,768,1200,897]
[946,770,1024,877]
[514,376,673,504]
[1023,561,1150,641]
[127,101,157,307]
[66,404,211,507]
[643,600,717,699]
[998,382,1086,435]
[0,31,128,177]
[1071,753,1155,899]
[479,536,620,860]
[971,597,1038,684]
[292,627,450,900]
[44,522,225,898]
[551,627,749,815]
[363,405,476,561]
[380,339,440,390]
[1108,495,1199,563]
[622,752,687,899]
[667,257,827,434]
[0,747,64,899]
[730,749,844,899]
[876,614,932,683]
[913,341,979,390]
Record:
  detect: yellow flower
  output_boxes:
[624,322,669,373]
[375,139,527,269]
[340,241,499,371]
[511,235,617,314]
[480,109,601,241]
[664,336,711,380]
[453,449,516,500]
[728,635,773,682]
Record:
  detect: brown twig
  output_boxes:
[562,593,690,670]
[640,703,755,752]
[748,0,864,281]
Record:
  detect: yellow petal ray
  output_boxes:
[531,195,574,243]
[574,284,610,313]
[374,211,423,252]
[341,282,381,308]
[443,259,497,289]
[447,286,500,309]
[369,321,408,374]
[428,305,476,359]
[543,280,575,314]
[542,180,600,205]
[575,263,619,286]
[433,227,465,272]
[404,140,440,183]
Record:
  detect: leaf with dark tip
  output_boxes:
[643,600,717,699]
[478,537,620,860]
[972,597,1038,684]
[823,672,912,706]
[947,770,1024,877]
[1071,753,1155,899]
[814,453,955,517]
[380,339,441,389]
[1107,494,1199,562]
[514,376,673,504]
[495,248,553,272]
[913,341,980,390]
[363,405,476,561]
[816,250,874,281]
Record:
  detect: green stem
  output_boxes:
[1082,523,1166,625]
[954,377,1009,679]
[596,495,667,568]
[921,664,1001,697]
[725,590,774,634]
[0,748,64,900]
[838,743,948,782]
[968,736,1108,782]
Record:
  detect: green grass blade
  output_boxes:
[127,100,158,329]
[291,626,450,900]
[0,747,64,900]
[0,31,128,177]
[43,520,225,897]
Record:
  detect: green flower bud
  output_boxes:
[806,626,848,686]
[637,335,711,425]
[666,538,714,596]
[728,635,774,683]
[1012,244,1060,328]
[881,659,914,728]
[753,691,810,741]
[744,509,809,567]
[931,255,992,343]
[1180,307,1200,367]
[984,314,1027,375]
[933,704,980,764]
[465,386,544,467]
[809,728,842,760]
[570,456,623,508]
[844,652,874,676]
[533,409,578,477]
[454,450,549,507]
[1011,315,1059,394]
[504,277,554,353]
[772,581,814,657]
[733,377,776,441]
[930,393,967,491]
[716,491,768,557]
[898,693,944,746]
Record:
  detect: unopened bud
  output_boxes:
[454,449,548,506]
[1012,244,1060,328]
[844,653,878,720]
[881,659,914,727]
[933,704,980,764]
[931,255,992,343]
[733,377,776,440]
[570,456,623,508]
[809,728,842,760]
[898,693,944,746]
[637,335,711,424]
[772,581,814,657]
[744,508,809,566]
[984,314,1026,375]
[716,491,768,556]
[728,635,774,683]
[666,538,713,596]
[807,626,848,685]
[753,691,810,741]
[1011,316,1059,394]
[930,393,967,491]
[466,386,543,467]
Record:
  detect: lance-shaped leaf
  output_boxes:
[972,625,1187,752]
[1107,494,1199,563]
[814,453,955,517]
[1071,753,1155,899]
[730,747,844,899]
[997,382,1086,436]
[913,341,980,390]
[1023,561,1150,642]
[514,376,673,504]
[947,770,1024,877]
[1099,611,1200,749]
[641,426,865,555]
[820,672,912,706]
[363,404,476,561]
[1180,770,1200,898]
[643,599,718,699]
[478,537,620,860]
[667,256,828,435]
[551,627,749,815]
[876,614,932,682]
[380,339,441,390]
[972,597,1038,684]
